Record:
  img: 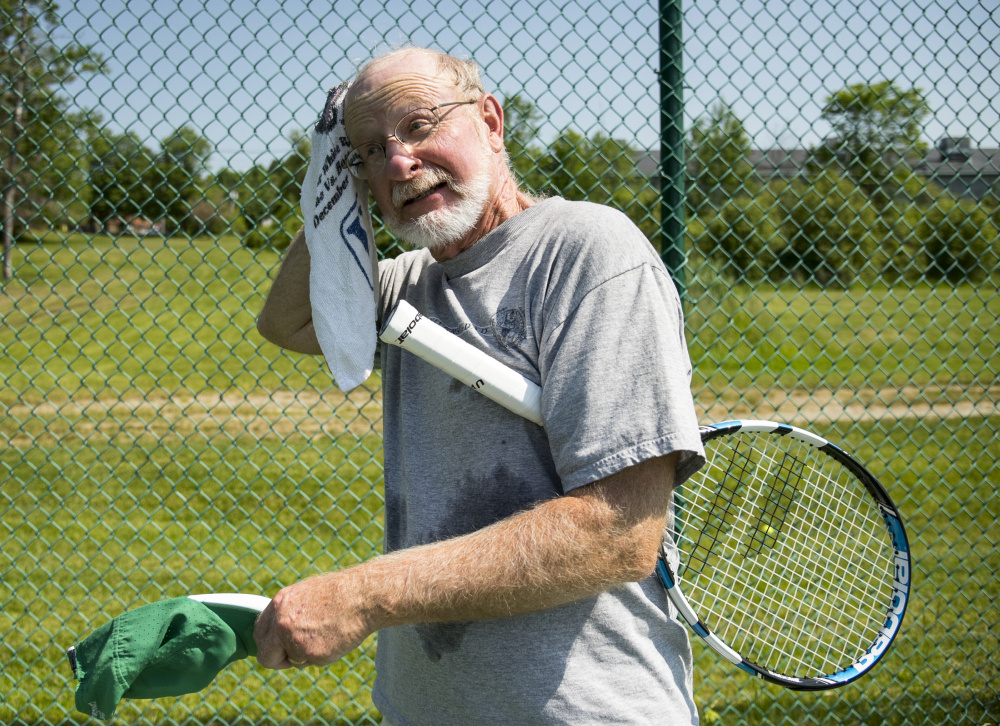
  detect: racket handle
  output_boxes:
[379,300,544,426]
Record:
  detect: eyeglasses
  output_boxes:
[345,99,480,180]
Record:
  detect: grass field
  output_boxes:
[2,233,998,724]
[685,276,1000,394]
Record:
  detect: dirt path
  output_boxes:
[697,384,1000,426]
[3,387,384,446]
[5,384,997,447]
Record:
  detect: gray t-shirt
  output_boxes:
[372,197,705,726]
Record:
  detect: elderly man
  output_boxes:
[254,47,705,726]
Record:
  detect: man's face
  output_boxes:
[344,53,494,250]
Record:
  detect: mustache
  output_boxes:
[392,168,456,209]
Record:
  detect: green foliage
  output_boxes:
[264,130,310,221]
[687,101,759,217]
[775,171,881,285]
[243,213,302,250]
[237,131,310,248]
[503,92,546,191]
[694,195,779,284]
[1,0,106,235]
[537,129,626,201]
[683,95,1000,288]
[917,198,999,283]
[6,68,983,295]
[82,123,155,227]
[530,126,659,242]
[143,126,213,236]
[817,80,930,208]
[821,80,929,156]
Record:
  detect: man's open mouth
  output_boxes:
[404,182,448,206]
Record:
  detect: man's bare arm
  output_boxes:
[254,453,677,668]
[256,228,322,354]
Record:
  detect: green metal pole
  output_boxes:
[659,0,686,300]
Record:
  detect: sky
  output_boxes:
[53,0,1000,172]
[684,0,1000,150]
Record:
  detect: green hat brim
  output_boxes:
[69,594,269,720]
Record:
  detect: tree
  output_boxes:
[817,80,930,209]
[264,129,309,223]
[240,131,310,249]
[776,170,881,286]
[83,122,154,231]
[694,196,779,284]
[1,0,105,277]
[686,101,757,217]
[917,197,998,283]
[536,127,659,241]
[143,125,212,236]
[198,167,244,237]
[503,93,545,191]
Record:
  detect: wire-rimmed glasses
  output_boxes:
[345,99,480,180]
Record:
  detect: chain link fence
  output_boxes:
[2,0,997,723]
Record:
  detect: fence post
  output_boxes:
[659,0,685,300]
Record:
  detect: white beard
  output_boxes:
[384,162,493,251]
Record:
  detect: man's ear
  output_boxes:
[481,94,505,153]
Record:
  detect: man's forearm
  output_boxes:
[355,471,665,627]
[256,228,322,354]
[254,455,676,667]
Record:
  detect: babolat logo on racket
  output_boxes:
[396,313,423,345]
[848,507,909,674]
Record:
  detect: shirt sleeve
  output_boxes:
[537,261,705,492]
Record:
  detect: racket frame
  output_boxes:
[656,419,911,690]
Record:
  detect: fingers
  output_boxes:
[251,573,372,670]
[253,596,310,669]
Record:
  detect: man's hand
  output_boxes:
[253,572,373,669]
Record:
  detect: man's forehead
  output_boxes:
[344,53,453,135]
[358,49,441,88]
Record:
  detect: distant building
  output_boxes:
[746,148,812,184]
[912,137,1000,200]
[125,217,155,235]
[635,137,1000,200]
[104,216,163,236]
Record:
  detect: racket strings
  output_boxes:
[685,439,810,572]
[684,450,888,648]
[684,518,879,674]
[693,506,878,673]
[718,519,884,674]
[675,432,895,677]
[684,438,891,584]
[706,448,888,670]
[683,447,888,593]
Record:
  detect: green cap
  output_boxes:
[68,594,269,720]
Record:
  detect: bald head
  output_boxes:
[346,48,485,111]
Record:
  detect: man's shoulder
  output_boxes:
[532,196,640,231]
[378,248,434,276]
[526,197,662,272]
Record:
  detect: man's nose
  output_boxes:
[383,138,421,179]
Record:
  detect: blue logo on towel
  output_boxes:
[340,199,373,291]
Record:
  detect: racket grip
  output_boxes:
[379,300,544,426]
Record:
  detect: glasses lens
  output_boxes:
[346,144,384,180]
[396,109,439,145]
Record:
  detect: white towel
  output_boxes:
[299,81,378,391]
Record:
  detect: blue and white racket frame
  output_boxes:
[655,419,912,691]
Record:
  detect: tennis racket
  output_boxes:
[379,300,911,690]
